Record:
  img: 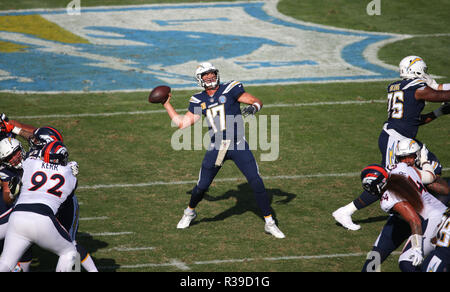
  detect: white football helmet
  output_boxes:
[0,137,25,169]
[399,56,428,79]
[195,62,220,89]
[395,138,421,164]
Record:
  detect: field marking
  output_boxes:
[79,216,109,221]
[78,172,358,190]
[99,251,402,271]
[12,99,386,120]
[98,246,156,253]
[79,231,134,237]
[77,169,449,190]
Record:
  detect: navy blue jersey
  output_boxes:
[385,78,427,138]
[0,132,15,140]
[0,165,22,213]
[188,81,245,145]
[0,165,22,184]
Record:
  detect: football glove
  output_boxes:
[0,113,13,133]
[68,161,79,176]
[0,113,8,123]
[8,176,22,200]
[421,73,439,90]
[440,102,450,115]
[419,144,429,167]
[242,105,258,117]
[408,234,424,266]
[0,120,14,133]
[433,102,450,117]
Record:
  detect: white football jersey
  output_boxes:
[16,157,78,214]
[380,162,446,219]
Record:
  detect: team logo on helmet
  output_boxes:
[399,55,428,79]
[30,126,64,150]
[360,164,389,196]
[41,141,69,166]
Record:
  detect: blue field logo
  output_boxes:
[0,1,400,93]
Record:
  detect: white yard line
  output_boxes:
[99,251,402,271]
[79,216,109,221]
[12,99,385,120]
[79,231,134,237]
[98,246,156,253]
[77,169,449,190]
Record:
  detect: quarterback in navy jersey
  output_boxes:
[163,62,285,238]
[0,137,33,271]
[333,56,450,231]
[188,79,246,147]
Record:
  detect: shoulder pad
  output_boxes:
[402,78,426,90]
[189,96,202,104]
[0,171,7,180]
[223,80,243,94]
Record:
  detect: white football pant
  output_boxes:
[0,211,77,272]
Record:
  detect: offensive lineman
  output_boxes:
[162,62,285,238]
[333,56,450,231]
[0,137,33,271]
[0,141,78,272]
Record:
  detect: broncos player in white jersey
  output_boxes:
[361,139,446,272]
[162,62,285,238]
[0,115,98,271]
[0,141,79,272]
[333,56,450,231]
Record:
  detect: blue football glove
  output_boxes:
[433,102,450,117]
[441,102,450,115]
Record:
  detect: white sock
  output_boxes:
[343,202,358,215]
[264,215,275,224]
[81,254,98,272]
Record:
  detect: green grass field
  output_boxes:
[0,0,449,272]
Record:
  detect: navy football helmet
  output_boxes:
[41,141,69,166]
[29,126,64,150]
[360,164,389,196]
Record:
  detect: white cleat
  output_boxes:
[177,209,197,229]
[264,221,286,239]
[332,207,360,231]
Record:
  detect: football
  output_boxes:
[148,85,171,104]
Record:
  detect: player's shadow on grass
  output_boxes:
[195,183,296,224]
[29,233,115,272]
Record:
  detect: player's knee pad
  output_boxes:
[56,250,79,272]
